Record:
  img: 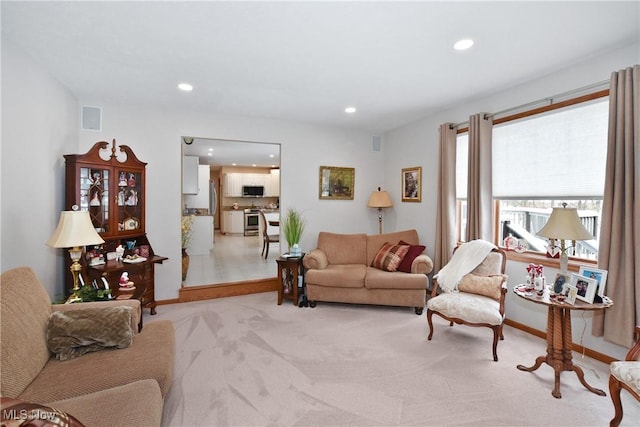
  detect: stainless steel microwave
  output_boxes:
[242,185,264,197]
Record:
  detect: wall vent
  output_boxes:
[81,106,102,131]
[372,135,381,152]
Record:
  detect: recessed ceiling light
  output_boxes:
[252,164,257,167]
[178,83,193,91]
[208,148,213,151]
[345,106,357,114]
[269,154,274,158]
[454,39,474,51]
[207,153,212,156]
[232,163,237,166]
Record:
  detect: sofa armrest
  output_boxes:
[303,249,328,270]
[52,299,142,334]
[412,254,434,275]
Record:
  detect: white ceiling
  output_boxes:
[2,1,639,166]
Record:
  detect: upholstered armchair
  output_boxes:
[609,325,640,427]
[426,240,507,361]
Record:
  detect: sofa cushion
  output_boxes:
[427,292,503,325]
[19,320,175,403]
[1,267,54,398]
[47,306,134,361]
[1,397,85,426]
[318,232,367,265]
[397,240,426,273]
[365,267,428,290]
[305,264,366,288]
[46,379,163,427]
[371,242,410,272]
[458,274,506,301]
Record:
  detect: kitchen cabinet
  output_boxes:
[266,169,280,197]
[184,165,210,209]
[182,155,199,194]
[223,173,243,197]
[64,140,167,314]
[188,215,213,255]
[222,210,244,234]
[242,173,266,186]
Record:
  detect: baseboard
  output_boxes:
[177,277,278,303]
[504,318,616,364]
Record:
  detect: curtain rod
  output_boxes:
[450,79,609,129]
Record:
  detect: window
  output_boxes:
[456,95,608,261]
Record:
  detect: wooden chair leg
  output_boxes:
[492,326,500,362]
[609,375,623,427]
[426,310,435,340]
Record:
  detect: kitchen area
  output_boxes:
[181,137,280,287]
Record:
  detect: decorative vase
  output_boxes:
[181,248,189,281]
[290,243,302,257]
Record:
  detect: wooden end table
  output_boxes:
[514,284,613,398]
[276,254,304,306]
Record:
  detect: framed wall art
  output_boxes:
[402,166,421,202]
[578,266,608,298]
[319,166,355,200]
[569,273,598,304]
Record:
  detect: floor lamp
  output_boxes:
[537,203,593,274]
[46,210,105,302]
[367,187,393,234]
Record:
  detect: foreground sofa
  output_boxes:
[303,229,433,314]
[1,267,175,426]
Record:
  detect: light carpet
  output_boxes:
[145,292,638,427]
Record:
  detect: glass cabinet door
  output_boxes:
[116,169,143,233]
[80,167,110,233]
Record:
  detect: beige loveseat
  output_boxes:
[1,267,175,426]
[303,229,433,314]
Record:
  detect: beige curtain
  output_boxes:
[434,123,457,272]
[593,65,640,348]
[465,114,494,241]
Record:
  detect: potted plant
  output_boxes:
[281,208,305,256]
[181,215,194,281]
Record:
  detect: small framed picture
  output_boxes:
[564,284,578,305]
[552,273,571,294]
[319,166,355,200]
[401,166,422,202]
[569,273,598,304]
[578,266,608,298]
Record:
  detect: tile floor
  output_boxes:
[183,231,280,287]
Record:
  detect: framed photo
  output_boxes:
[569,273,598,304]
[401,166,422,202]
[578,266,608,298]
[319,166,355,200]
[552,273,571,294]
[564,284,578,305]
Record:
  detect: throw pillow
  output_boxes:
[397,240,426,273]
[0,397,86,426]
[47,306,134,361]
[371,242,410,272]
[458,273,507,300]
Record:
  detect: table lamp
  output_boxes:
[46,210,105,302]
[537,203,593,274]
[367,187,393,234]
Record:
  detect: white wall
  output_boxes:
[75,103,384,301]
[1,39,79,300]
[384,42,640,359]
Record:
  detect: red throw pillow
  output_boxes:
[371,242,410,272]
[397,240,426,273]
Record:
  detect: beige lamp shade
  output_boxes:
[367,189,393,208]
[46,211,105,248]
[537,205,593,241]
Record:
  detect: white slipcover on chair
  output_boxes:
[426,240,507,361]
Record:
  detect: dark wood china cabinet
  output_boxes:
[64,140,167,314]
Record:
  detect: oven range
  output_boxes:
[244,209,260,236]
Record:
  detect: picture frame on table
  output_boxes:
[564,284,578,305]
[319,166,355,200]
[569,273,598,304]
[401,166,422,202]
[552,273,571,294]
[578,266,608,298]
